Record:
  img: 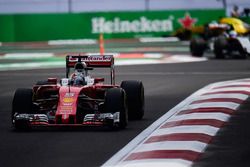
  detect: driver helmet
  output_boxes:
[74,62,87,73]
[229,30,237,38]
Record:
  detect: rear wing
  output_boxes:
[66,55,115,84]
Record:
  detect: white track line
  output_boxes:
[116,159,192,167]
[192,93,248,101]
[0,53,54,59]
[181,102,239,111]
[151,125,219,137]
[168,112,231,122]
[132,141,207,153]
[204,87,250,93]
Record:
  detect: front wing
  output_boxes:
[13,112,120,128]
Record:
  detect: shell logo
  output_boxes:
[63,97,74,103]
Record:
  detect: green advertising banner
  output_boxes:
[0,9,225,42]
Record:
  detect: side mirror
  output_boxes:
[94,78,104,84]
[48,78,57,84]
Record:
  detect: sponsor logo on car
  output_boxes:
[65,92,75,97]
[69,55,112,62]
[60,106,73,113]
[63,97,74,103]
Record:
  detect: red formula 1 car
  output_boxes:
[12,55,144,130]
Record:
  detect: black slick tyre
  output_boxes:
[12,88,33,130]
[190,38,206,57]
[121,80,144,120]
[105,88,128,129]
[231,39,247,59]
[214,36,227,59]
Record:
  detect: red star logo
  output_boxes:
[178,13,197,29]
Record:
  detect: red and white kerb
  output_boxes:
[103,79,250,167]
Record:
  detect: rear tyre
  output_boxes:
[121,80,144,120]
[105,88,128,129]
[214,36,227,59]
[12,88,33,130]
[190,38,207,57]
[175,29,192,40]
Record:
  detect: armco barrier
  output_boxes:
[103,78,250,167]
[0,9,224,42]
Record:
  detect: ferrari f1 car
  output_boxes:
[12,55,144,130]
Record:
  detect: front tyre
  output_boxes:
[105,88,128,129]
[121,80,145,120]
[230,39,247,59]
[12,88,33,130]
[190,38,207,57]
[214,36,227,59]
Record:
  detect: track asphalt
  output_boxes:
[1,40,250,167]
[1,60,250,166]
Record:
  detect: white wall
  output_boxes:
[0,0,249,14]
[0,0,68,14]
[149,0,223,10]
[72,0,145,12]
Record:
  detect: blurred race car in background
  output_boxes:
[175,17,250,59]
[11,55,144,130]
